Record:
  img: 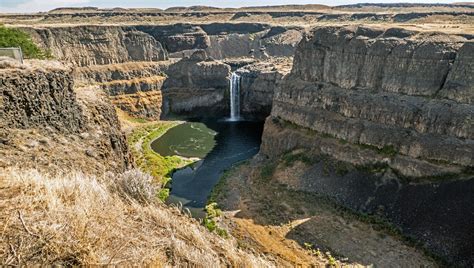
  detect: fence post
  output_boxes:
[18,47,24,64]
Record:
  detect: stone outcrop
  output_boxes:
[437,42,474,104]
[260,26,474,265]
[73,61,172,119]
[161,51,231,117]
[0,60,132,173]
[136,24,209,53]
[0,61,85,132]
[203,24,304,59]
[72,53,233,119]
[73,61,171,85]
[135,23,304,60]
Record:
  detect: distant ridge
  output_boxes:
[337,2,474,8]
[48,4,330,14]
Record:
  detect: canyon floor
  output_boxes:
[215,158,439,267]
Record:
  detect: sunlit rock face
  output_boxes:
[28,26,168,66]
[265,26,473,172]
[260,25,474,265]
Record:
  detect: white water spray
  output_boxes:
[229,72,241,121]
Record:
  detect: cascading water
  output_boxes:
[229,72,241,121]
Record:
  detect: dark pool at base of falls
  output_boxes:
[150,118,264,218]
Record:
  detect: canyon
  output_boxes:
[1,3,473,267]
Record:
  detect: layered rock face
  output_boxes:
[27,23,303,66]
[136,24,209,53]
[0,60,132,173]
[261,26,474,265]
[24,23,303,120]
[161,51,231,117]
[27,26,168,66]
[266,26,473,173]
[202,24,304,59]
[74,62,171,119]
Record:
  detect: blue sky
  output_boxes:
[0,0,458,13]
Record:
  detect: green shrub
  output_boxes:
[158,188,170,202]
[205,202,222,218]
[215,228,228,238]
[203,217,217,232]
[0,26,51,59]
[203,202,227,238]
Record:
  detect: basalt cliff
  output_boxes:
[0,60,132,173]
[28,23,302,120]
[261,26,474,265]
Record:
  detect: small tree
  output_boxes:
[0,26,51,59]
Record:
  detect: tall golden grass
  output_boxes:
[0,167,273,266]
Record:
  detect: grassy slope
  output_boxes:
[126,120,195,201]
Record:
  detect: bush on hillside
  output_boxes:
[0,26,51,59]
[112,169,157,204]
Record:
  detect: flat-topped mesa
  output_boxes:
[266,26,473,176]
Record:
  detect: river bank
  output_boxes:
[119,112,196,201]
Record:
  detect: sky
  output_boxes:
[0,0,460,13]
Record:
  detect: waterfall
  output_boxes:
[229,72,241,121]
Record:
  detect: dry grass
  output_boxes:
[0,58,68,72]
[0,167,274,266]
[97,75,166,87]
